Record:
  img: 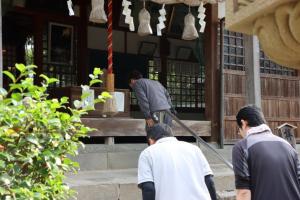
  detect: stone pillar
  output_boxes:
[244,35,261,108]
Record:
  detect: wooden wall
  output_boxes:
[224,69,300,143]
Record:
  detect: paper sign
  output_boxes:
[114,92,125,112]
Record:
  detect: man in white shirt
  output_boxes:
[138,123,217,200]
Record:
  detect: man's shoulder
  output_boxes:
[137,78,161,86]
[232,139,247,156]
[234,138,247,149]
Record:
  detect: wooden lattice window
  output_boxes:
[223,29,245,71]
[260,50,297,76]
[167,60,205,109]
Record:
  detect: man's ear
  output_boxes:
[241,119,248,128]
[148,138,155,145]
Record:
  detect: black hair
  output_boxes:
[146,123,173,141]
[236,105,266,128]
[128,70,143,83]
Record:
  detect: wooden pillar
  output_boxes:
[77,0,88,85]
[244,35,261,108]
[160,36,169,87]
[33,16,43,82]
[0,1,3,88]
[204,3,220,143]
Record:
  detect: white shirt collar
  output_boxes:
[156,137,178,144]
[246,124,271,137]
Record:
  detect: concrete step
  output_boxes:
[66,165,235,200]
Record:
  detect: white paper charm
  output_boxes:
[122,0,135,31]
[67,0,75,16]
[157,4,167,36]
[198,1,206,33]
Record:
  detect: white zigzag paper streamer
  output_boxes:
[122,0,135,31]
[157,4,166,36]
[67,0,75,16]
[198,2,206,33]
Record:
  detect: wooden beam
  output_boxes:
[204,3,220,143]
[33,17,43,83]
[159,36,169,87]
[81,118,212,137]
[167,5,175,33]
[77,0,88,85]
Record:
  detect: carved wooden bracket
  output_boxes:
[226,0,300,69]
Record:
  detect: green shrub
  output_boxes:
[0,64,110,199]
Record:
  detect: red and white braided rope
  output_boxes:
[107,0,113,74]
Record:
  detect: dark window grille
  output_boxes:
[42,23,78,87]
[219,22,297,76]
[221,29,245,71]
[130,59,161,105]
[167,59,205,109]
[131,58,205,110]
[3,44,16,71]
[260,49,297,76]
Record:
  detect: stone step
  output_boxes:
[66,166,235,200]
[73,144,234,171]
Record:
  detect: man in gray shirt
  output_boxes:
[128,70,175,128]
[233,105,300,200]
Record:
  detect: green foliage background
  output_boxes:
[0,64,110,199]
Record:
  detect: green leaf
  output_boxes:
[26,136,39,146]
[93,68,103,76]
[3,71,16,83]
[89,79,102,86]
[0,174,11,186]
[60,97,69,104]
[0,160,5,168]
[101,91,112,98]
[48,78,59,84]
[39,74,49,84]
[11,93,22,101]
[60,113,70,121]
[0,187,7,194]
[9,84,23,92]
[15,63,26,73]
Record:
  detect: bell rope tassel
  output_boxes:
[138,1,153,36]
[89,0,107,24]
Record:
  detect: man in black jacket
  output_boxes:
[233,105,300,200]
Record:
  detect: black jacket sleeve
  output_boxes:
[138,181,155,200]
[205,175,217,200]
